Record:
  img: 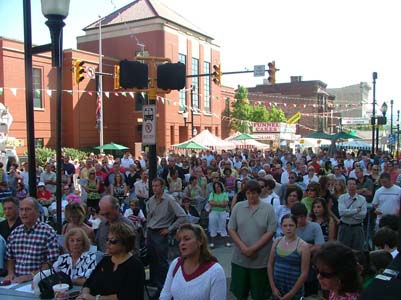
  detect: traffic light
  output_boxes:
[267,61,277,85]
[114,65,120,90]
[212,64,222,86]
[119,60,149,89]
[157,62,186,90]
[74,59,85,84]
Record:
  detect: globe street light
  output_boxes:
[23,0,70,233]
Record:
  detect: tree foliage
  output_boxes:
[230,86,287,133]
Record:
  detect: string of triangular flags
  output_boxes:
[0,86,363,109]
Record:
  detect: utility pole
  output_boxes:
[98,16,104,152]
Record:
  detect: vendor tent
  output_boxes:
[226,132,270,149]
[173,130,235,151]
[337,140,372,150]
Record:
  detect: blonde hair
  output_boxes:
[176,223,217,264]
[64,227,91,252]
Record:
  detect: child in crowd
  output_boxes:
[88,207,101,232]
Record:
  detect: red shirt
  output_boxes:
[37,189,53,200]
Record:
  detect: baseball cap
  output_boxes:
[38,182,45,187]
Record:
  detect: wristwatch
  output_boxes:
[96,295,101,300]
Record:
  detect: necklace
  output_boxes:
[283,237,297,246]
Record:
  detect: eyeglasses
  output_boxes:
[307,188,316,192]
[316,269,336,279]
[372,168,380,171]
[106,238,121,245]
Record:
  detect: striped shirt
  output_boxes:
[6,220,59,275]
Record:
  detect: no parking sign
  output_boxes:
[142,105,156,145]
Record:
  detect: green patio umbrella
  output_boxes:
[174,140,209,150]
[331,131,361,141]
[305,131,333,140]
[232,133,255,141]
[94,142,129,150]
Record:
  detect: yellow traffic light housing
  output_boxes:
[114,65,120,90]
[212,64,222,86]
[74,59,85,84]
[268,61,277,85]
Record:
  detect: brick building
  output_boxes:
[247,76,339,137]
[0,0,232,155]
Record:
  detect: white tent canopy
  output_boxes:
[225,132,270,149]
[173,129,236,151]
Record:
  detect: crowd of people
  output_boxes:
[0,147,399,300]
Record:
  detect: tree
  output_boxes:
[266,105,287,122]
[231,86,253,133]
[230,86,287,132]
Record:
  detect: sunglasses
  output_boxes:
[316,269,336,279]
[106,238,121,245]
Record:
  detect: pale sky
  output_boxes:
[1,0,400,115]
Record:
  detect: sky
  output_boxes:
[1,0,400,115]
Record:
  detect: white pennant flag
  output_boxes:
[104,92,110,98]
[10,88,17,96]
[46,90,52,97]
[129,92,134,98]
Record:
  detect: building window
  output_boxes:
[204,62,211,113]
[192,58,199,110]
[35,138,44,148]
[179,54,186,111]
[33,68,43,108]
[135,92,147,111]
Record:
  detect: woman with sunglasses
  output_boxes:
[368,164,382,194]
[160,223,226,300]
[78,222,145,300]
[268,214,310,300]
[314,242,361,300]
[301,182,320,214]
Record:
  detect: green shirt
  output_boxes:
[208,192,228,212]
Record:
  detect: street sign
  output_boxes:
[388,133,396,145]
[253,65,265,77]
[142,105,156,145]
[86,66,95,79]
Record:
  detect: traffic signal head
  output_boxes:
[212,64,221,86]
[119,60,149,89]
[267,61,276,85]
[74,59,85,84]
[157,62,186,90]
[114,65,120,90]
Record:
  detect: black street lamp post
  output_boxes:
[23,0,70,233]
[190,85,196,137]
[371,72,377,154]
[377,102,388,152]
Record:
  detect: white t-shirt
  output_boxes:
[50,199,69,223]
[372,185,401,224]
[260,192,281,215]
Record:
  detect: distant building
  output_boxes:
[327,82,371,119]
[247,76,338,137]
